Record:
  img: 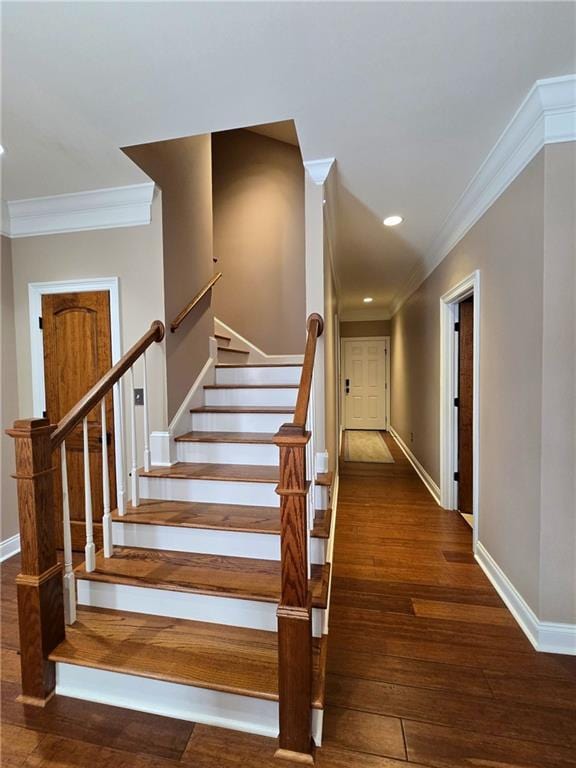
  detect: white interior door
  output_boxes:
[343,338,388,430]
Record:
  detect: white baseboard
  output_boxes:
[150,353,217,467]
[169,352,218,436]
[0,533,20,562]
[215,318,304,365]
[475,542,576,655]
[389,426,441,505]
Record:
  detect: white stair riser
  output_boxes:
[191,412,291,432]
[56,663,280,737]
[315,485,329,511]
[77,580,325,636]
[139,476,278,506]
[56,663,324,745]
[176,441,278,466]
[216,367,302,386]
[112,521,328,564]
[204,388,297,408]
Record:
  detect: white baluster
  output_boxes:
[82,417,96,572]
[114,379,126,516]
[101,399,112,558]
[60,442,76,624]
[143,351,151,472]
[130,366,140,507]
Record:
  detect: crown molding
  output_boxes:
[304,157,335,185]
[6,182,155,238]
[391,74,576,316]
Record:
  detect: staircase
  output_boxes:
[45,331,331,746]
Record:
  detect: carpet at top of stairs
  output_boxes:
[344,430,394,463]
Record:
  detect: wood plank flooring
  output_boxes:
[2,432,575,766]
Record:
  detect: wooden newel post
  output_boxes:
[6,418,65,705]
[274,424,314,764]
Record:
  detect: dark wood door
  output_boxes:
[457,296,474,515]
[42,291,116,550]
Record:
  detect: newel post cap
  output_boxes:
[5,418,55,439]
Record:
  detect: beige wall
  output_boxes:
[539,144,576,622]
[124,137,214,420]
[212,130,306,354]
[391,143,575,623]
[1,236,20,542]
[341,320,390,338]
[10,199,168,476]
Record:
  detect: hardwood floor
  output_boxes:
[2,433,575,766]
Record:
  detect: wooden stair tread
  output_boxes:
[139,462,279,483]
[311,507,332,539]
[316,471,333,487]
[75,547,330,607]
[112,499,281,533]
[50,605,326,706]
[112,499,331,539]
[190,406,295,414]
[204,384,299,390]
[217,346,249,354]
[175,431,277,444]
[215,363,302,369]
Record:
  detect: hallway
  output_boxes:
[324,434,576,766]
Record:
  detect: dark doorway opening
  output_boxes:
[457,296,474,517]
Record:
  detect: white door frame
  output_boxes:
[28,277,125,507]
[341,336,390,431]
[439,270,481,550]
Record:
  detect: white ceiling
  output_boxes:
[2,2,575,317]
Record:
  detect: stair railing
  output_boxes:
[274,312,324,763]
[6,320,165,705]
[170,271,222,333]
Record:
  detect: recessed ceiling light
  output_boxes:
[363,297,373,303]
[0,145,4,156]
[383,215,403,227]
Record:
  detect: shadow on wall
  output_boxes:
[123,135,214,421]
[211,127,306,356]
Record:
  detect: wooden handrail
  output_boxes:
[51,320,165,450]
[6,318,165,704]
[293,313,324,429]
[170,272,222,333]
